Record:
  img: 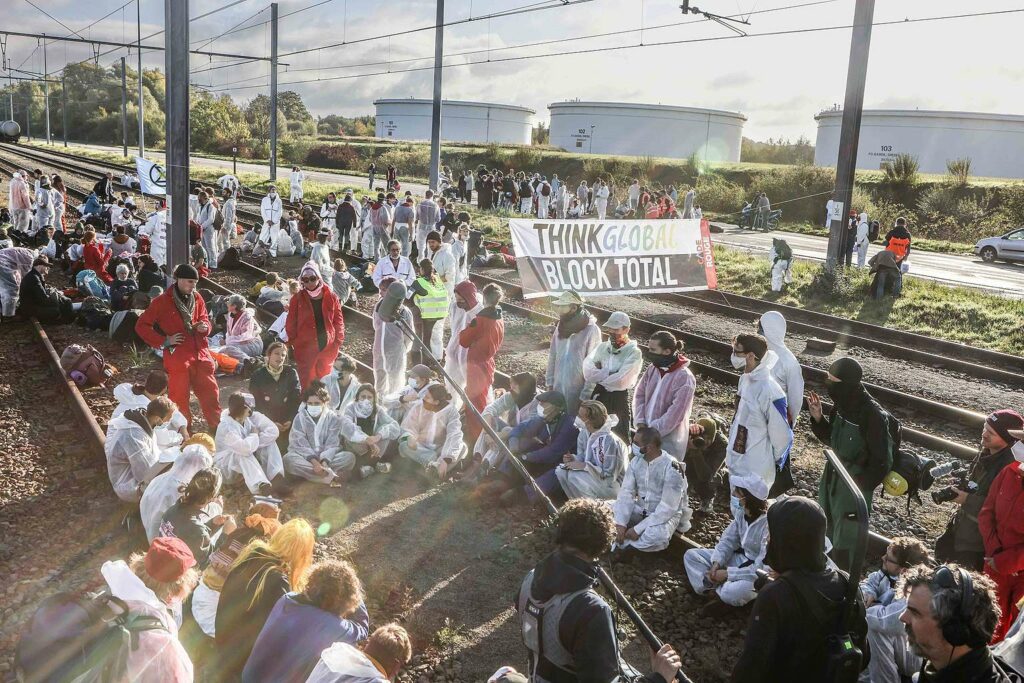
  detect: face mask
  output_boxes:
[825,379,839,400]
[730,353,747,370]
[646,351,675,368]
[306,405,323,418]
[730,495,744,519]
[409,378,421,390]
[1013,440,1024,463]
[537,404,547,419]
[354,399,373,418]
[631,444,643,459]
[573,417,587,432]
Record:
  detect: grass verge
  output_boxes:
[766,221,977,256]
[711,245,1024,355]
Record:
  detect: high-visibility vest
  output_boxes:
[414,277,449,319]
[886,236,910,260]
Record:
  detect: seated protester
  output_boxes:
[399,383,467,483]
[82,230,113,283]
[478,390,580,507]
[732,496,868,683]
[276,218,297,257]
[612,427,692,553]
[683,474,770,612]
[140,439,214,542]
[515,498,684,683]
[241,222,260,253]
[192,499,282,638]
[860,537,930,683]
[684,414,729,513]
[81,191,103,218]
[900,565,1007,683]
[462,372,539,484]
[257,272,289,311]
[249,341,302,443]
[554,400,629,502]
[242,560,370,683]
[284,381,354,487]
[320,353,361,415]
[218,294,263,361]
[384,364,434,424]
[215,519,315,682]
[112,370,190,450]
[97,538,199,681]
[109,262,139,312]
[214,392,285,496]
[109,226,137,260]
[0,226,12,250]
[39,225,58,259]
[137,254,165,292]
[306,623,413,683]
[159,468,234,567]
[340,383,402,477]
[330,258,361,305]
[104,396,177,502]
[16,254,76,323]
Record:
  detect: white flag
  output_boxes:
[135,156,167,196]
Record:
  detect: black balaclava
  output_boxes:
[826,357,866,415]
[764,496,828,573]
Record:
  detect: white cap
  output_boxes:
[602,312,630,330]
[550,290,585,307]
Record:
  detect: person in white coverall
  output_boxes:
[854,211,871,268]
[464,371,539,482]
[140,443,216,543]
[444,280,483,409]
[193,191,219,268]
[725,334,793,508]
[305,624,413,683]
[756,311,804,427]
[399,383,467,482]
[259,186,283,255]
[289,166,305,203]
[594,180,610,219]
[371,278,414,399]
[214,392,284,495]
[9,172,32,233]
[104,396,177,502]
[219,189,236,257]
[320,354,362,415]
[0,247,38,317]
[556,400,628,501]
[283,381,354,486]
[683,473,770,608]
[612,426,692,553]
[546,290,601,418]
[581,311,643,443]
[340,383,402,471]
[111,371,190,451]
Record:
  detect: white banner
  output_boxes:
[508,218,718,299]
[135,156,167,196]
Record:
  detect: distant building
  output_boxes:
[814,109,1024,179]
[547,101,746,161]
[373,98,534,144]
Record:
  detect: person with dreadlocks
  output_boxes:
[807,357,894,573]
[135,263,221,429]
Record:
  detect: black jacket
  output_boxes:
[249,366,301,424]
[918,647,1018,683]
[337,201,358,230]
[18,269,73,323]
[952,447,1017,553]
[733,497,868,683]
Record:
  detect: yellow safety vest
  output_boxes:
[414,277,449,319]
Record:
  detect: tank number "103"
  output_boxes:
[880,145,893,152]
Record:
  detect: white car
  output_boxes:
[975,228,1024,263]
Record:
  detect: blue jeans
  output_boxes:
[874,270,902,298]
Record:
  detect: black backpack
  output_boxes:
[780,573,865,683]
[868,221,880,242]
[15,591,168,683]
[212,207,224,231]
[219,246,241,270]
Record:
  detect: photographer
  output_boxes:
[899,564,1012,682]
[936,410,1024,571]
[731,496,867,683]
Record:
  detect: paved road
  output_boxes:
[711,222,1024,297]
[52,141,432,196]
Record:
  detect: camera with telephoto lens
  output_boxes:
[929,462,978,504]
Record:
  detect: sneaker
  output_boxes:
[257,482,274,497]
[359,465,375,480]
[699,498,714,514]
[375,462,391,474]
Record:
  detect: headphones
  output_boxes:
[932,566,975,647]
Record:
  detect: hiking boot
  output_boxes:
[257,482,274,497]
[700,594,735,618]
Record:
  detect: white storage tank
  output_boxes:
[547,101,746,161]
[373,98,534,144]
[814,109,1024,179]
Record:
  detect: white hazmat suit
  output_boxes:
[214,409,284,493]
[283,404,354,484]
[612,450,692,552]
[556,415,628,501]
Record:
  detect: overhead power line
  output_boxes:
[207,6,1024,93]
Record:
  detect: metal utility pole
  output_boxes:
[137,0,145,157]
[42,36,51,144]
[120,56,128,157]
[826,0,875,270]
[427,0,444,190]
[269,2,278,182]
[61,72,67,146]
[8,71,13,120]
[165,0,190,272]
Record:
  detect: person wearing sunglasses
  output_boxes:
[286,261,345,390]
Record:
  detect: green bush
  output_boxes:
[306,143,362,170]
[509,147,543,170]
[695,175,746,215]
[750,165,835,223]
[916,186,995,241]
[378,145,431,177]
[946,157,972,188]
[280,138,314,165]
[880,153,919,202]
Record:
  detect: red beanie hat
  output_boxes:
[987,409,1024,446]
[145,537,197,583]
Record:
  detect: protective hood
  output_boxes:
[758,311,787,345]
[310,642,387,683]
[102,560,163,609]
[765,496,828,572]
[108,410,153,438]
[745,350,779,381]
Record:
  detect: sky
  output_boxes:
[4,0,1024,142]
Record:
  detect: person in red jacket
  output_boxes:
[978,410,1024,642]
[82,230,113,283]
[286,260,345,390]
[135,263,221,429]
[458,283,505,442]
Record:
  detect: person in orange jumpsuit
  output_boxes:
[286,260,345,390]
[458,283,505,442]
[135,263,221,429]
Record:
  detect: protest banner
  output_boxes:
[508,218,717,299]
